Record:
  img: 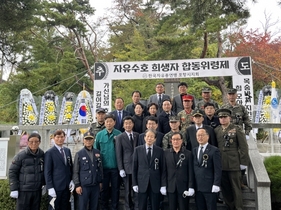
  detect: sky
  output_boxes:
[92,0,281,34]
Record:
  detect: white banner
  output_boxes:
[94,57,253,114]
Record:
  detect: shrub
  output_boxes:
[0,179,48,210]
[264,155,281,202]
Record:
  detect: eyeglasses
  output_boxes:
[28,141,40,144]
[171,138,182,141]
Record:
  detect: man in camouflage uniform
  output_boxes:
[162,116,187,150]
[197,87,220,111]
[89,108,107,137]
[177,94,194,132]
[221,88,252,135]
[214,108,249,210]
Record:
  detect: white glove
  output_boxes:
[188,188,195,196]
[182,188,195,197]
[119,169,126,178]
[42,185,47,195]
[246,135,249,140]
[133,186,138,193]
[48,188,57,198]
[69,180,75,192]
[160,186,167,195]
[211,185,220,193]
[10,191,18,199]
[240,165,247,170]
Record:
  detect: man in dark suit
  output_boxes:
[115,116,139,210]
[125,91,147,116]
[158,99,176,134]
[132,129,167,210]
[110,97,131,132]
[44,130,74,210]
[138,116,164,147]
[186,109,218,151]
[164,132,194,210]
[191,128,222,210]
[172,82,196,114]
[148,83,171,114]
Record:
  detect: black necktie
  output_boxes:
[118,111,122,124]
[147,147,152,163]
[60,148,65,164]
[158,94,162,104]
[129,133,134,147]
[198,146,203,164]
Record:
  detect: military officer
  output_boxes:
[197,87,219,111]
[221,88,252,190]
[162,116,187,150]
[89,108,107,137]
[214,108,249,210]
[221,88,252,135]
[177,94,194,132]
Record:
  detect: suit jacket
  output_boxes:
[138,132,164,148]
[186,125,218,151]
[115,132,139,174]
[172,94,196,114]
[164,147,194,194]
[44,146,73,191]
[133,145,166,193]
[157,111,176,134]
[192,144,221,192]
[148,94,171,114]
[110,110,131,132]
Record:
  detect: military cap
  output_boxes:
[182,94,193,101]
[96,107,107,113]
[178,82,188,88]
[169,116,180,122]
[216,108,232,117]
[227,88,237,94]
[84,131,95,139]
[202,87,212,93]
[192,109,204,117]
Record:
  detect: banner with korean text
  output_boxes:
[94,57,253,116]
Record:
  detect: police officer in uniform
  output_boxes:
[214,109,249,210]
[73,131,103,210]
[89,108,107,137]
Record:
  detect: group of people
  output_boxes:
[8,82,252,210]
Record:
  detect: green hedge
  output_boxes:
[264,155,281,203]
[0,179,48,210]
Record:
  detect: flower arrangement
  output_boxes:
[22,102,37,125]
[43,101,57,125]
[63,101,73,123]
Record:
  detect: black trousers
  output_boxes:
[17,190,42,210]
[78,185,100,210]
[167,190,189,210]
[123,174,138,210]
[195,191,217,210]
[138,184,160,210]
[48,187,70,210]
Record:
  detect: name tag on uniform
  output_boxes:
[82,157,86,160]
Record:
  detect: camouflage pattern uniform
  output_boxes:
[221,103,252,135]
[162,130,187,150]
[89,122,105,138]
[177,110,193,132]
[197,99,219,111]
